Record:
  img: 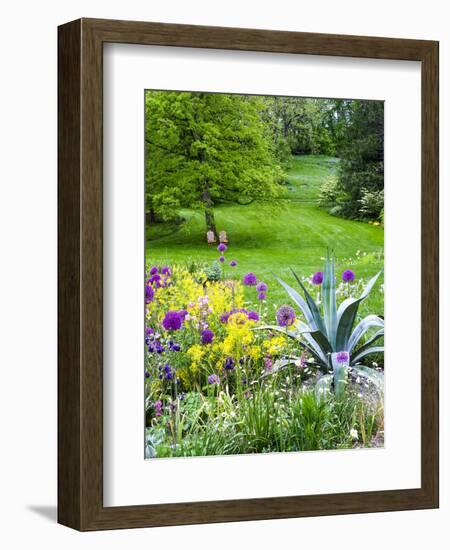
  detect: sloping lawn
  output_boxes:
[146,155,384,314]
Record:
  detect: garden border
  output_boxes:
[58,18,439,531]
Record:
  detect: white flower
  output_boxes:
[350,428,358,440]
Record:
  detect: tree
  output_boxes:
[262,96,340,157]
[334,100,384,219]
[145,91,285,236]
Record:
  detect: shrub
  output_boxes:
[359,188,384,220]
[204,261,222,282]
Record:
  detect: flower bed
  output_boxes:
[144,249,384,458]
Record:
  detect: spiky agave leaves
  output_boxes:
[259,252,384,396]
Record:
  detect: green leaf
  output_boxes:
[351,345,384,364]
[255,325,328,368]
[348,315,384,353]
[290,268,328,337]
[335,270,382,351]
[297,321,332,363]
[350,329,384,364]
[331,352,349,398]
[322,250,337,349]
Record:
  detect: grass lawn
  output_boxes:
[146,155,384,314]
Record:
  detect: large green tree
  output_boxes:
[145,91,285,236]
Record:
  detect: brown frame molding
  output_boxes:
[58,18,439,531]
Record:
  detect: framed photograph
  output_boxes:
[58,18,439,531]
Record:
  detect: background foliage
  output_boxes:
[146,92,385,229]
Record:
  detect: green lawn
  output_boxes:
[146,155,384,314]
[283,155,339,201]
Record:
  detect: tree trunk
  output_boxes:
[202,182,217,237]
[204,207,217,237]
[145,207,157,225]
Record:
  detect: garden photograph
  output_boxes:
[144,90,385,459]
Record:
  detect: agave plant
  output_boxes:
[260,252,384,397]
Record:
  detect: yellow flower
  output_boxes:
[187,344,204,369]
[248,345,262,361]
[263,336,286,355]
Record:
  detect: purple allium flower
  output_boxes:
[312,271,324,285]
[207,374,220,385]
[201,329,214,345]
[145,326,154,336]
[217,243,227,253]
[243,272,258,286]
[247,310,260,321]
[145,284,154,304]
[342,269,355,282]
[224,357,235,371]
[229,260,237,267]
[163,364,174,380]
[256,282,268,292]
[276,305,296,327]
[161,265,172,276]
[149,266,159,276]
[154,400,163,416]
[162,310,183,331]
[336,351,350,364]
[257,292,266,301]
[219,255,225,263]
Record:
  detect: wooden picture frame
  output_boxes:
[58,18,439,531]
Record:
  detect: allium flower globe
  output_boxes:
[217,243,227,253]
[229,260,237,267]
[149,266,159,275]
[243,272,258,286]
[162,310,184,331]
[276,305,296,327]
[256,281,268,293]
[336,351,350,364]
[201,329,214,344]
[342,269,355,282]
[312,271,324,285]
[219,255,225,263]
[257,292,266,301]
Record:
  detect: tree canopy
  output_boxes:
[145,91,285,235]
[145,91,385,230]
